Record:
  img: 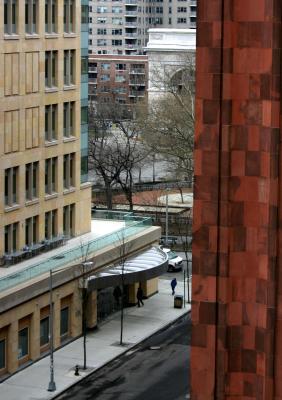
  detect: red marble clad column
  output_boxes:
[191,1,282,399]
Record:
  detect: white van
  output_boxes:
[162,247,183,272]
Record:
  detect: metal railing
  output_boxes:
[0,214,152,292]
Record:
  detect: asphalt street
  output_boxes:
[56,313,191,400]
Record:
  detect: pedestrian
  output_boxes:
[171,278,177,295]
[137,286,144,307]
[113,286,122,308]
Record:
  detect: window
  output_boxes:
[112,28,122,35]
[115,75,125,82]
[4,223,18,253]
[112,6,122,13]
[4,0,18,35]
[25,0,38,34]
[18,327,29,360]
[112,17,122,25]
[60,307,69,337]
[81,4,88,24]
[101,63,110,70]
[63,153,75,189]
[63,204,75,237]
[97,17,107,23]
[64,50,75,86]
[156,6,163,13]
[40,317,50,347]
[45,209,57,239]
[25,215,38,246]
[177,17,187,23]
[63,102,75,138]
[5,167,18,206]
[100,74,110,81]
[0,340,6,371]
[45,0,57,33]
[25,162,39,200]
[81,106,88,124]
[97,6,107,13]
[112,39,122,46]
[116,63,126,70]
[97,28,107,34]
[45,157,57,194]
[64,0,75,32]
[81,56,88,75]
[177,6,187,12]
[45,51,58,88]
[45,104,57,141]
[97,39,107,46]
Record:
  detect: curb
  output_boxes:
[52,309,191,399]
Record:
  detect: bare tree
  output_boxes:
[88,101,151,210]
[141,55,195,183]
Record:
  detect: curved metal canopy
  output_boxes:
[87,246,168,290]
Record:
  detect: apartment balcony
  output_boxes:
[129,68,145,74]
[125,0,138,4]
[0,211,155,293]
[89,67,98,73]
[129,80,145,86]
[124,22,137,27]
[190,11,197,17]
[124,10,137,16]
[125,32,138,38]
[190,0,197,4]
[129,90,145,97]
[89,78,97,83]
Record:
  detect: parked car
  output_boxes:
[161,247,183,272]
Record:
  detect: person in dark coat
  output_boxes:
[137,286,144,307]
[171,278,177,295]
[113,286,122,308]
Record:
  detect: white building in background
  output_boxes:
[145,28,196,100]
[88,0,197,55]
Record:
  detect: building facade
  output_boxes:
[191,1,282,398]
[0,0,92,259]
[88,54,147,105]
[88,0,197,55]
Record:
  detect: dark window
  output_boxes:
[18,327,29,359]
[0,340,6,370]
[40,317,49,347]
[60,307,69,337]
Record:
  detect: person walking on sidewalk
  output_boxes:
[137,286,144,307]
[171,278,177,295]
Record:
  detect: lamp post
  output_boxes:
[48,269,56,392]
[187,259,192,304]
[165,190,169,246]
[81,261,93,370]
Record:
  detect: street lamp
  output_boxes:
[165,189,169,246]
[81,261,93,370]
[48,269,56,392]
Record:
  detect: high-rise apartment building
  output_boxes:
[0,0,92,259]
[89,0,196,55]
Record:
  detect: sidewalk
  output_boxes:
[1,278,190,400]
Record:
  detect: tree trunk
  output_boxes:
[105,183,113,210]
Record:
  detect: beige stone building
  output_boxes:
[0,0,92,258]
[0,1,165,381]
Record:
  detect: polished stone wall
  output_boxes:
[191,1,282,398]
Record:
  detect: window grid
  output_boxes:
[25,161,39,201]
[45,157,57,194]
[25,0,38,34]
[45,104,57,142]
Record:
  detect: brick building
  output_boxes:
[191,1,282,398]
[88,54,148,105]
